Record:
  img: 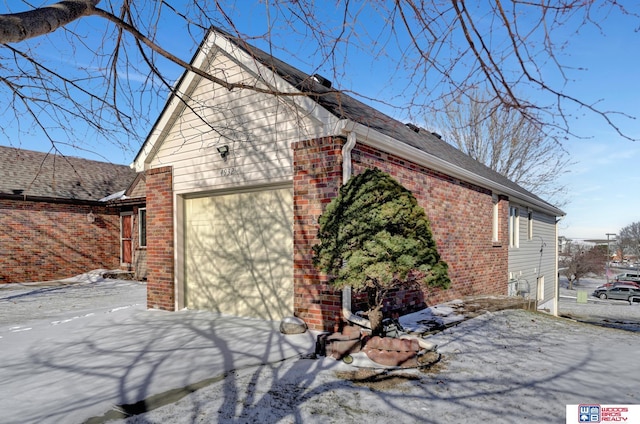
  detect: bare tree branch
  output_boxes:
[0,0,100,43]
[0,0,637,161]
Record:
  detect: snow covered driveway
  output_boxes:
[0,273,144,328]
[2,273,640,424]
[0,274,316,424]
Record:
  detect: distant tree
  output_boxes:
[434,91,571,206]
[613,246,626,264]
[312,168,450,336]
[561,243,607,289]
[618,222,640,262]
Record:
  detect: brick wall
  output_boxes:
[352,144,508,305]
[292,137,509,330]
[146,166,175,310]
[292,137,344,331]
[0,199,120,283]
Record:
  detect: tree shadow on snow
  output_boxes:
[16,308,640,424]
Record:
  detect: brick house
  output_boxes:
[133,27,564,331]
[0,146,143,283]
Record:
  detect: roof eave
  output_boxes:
[0,193,112,206]
[339,120,565,217]
[133,28,340,171]
[106,197,146,207]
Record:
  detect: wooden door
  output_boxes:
[121,214,133,265]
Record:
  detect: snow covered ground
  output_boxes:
[2,272,639,423]
[0,272,315,424]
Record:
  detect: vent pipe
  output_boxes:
[311,74,332,88]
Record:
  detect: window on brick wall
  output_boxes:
[139,208,147,248]
[509,206,519,248]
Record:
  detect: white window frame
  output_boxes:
[492,195,500,243]
[139,208,147,248]
[509,206,520,248]
[527,209,533,240]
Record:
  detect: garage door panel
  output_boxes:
[185,263,292,317]
[184,188,293,320]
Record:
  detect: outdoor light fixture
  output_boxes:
[217,145,230,160]
[86,211,95,223]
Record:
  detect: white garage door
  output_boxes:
[184,187,294,320]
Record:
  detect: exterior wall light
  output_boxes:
[87,211,95,223]
[217,145,230,161]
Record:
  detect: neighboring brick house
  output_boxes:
[0,146,142,283]
[133,27,565,331]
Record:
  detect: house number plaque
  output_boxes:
[220,167,241,177]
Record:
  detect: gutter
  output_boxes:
[0,193,108,207]
[105,197,147,207]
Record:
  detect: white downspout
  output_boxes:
[342,132,357,186]
[341,132,371,329]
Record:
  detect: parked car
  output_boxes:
[596,281,640,290]
[593,285,640,301]
[615,271,640,283]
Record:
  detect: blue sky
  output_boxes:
[550,11,640,240]
[1,2,638,241]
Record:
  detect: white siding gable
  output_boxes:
[138,35,341,195]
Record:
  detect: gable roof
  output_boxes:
[0,146,138,202]
[221,29,563,214]
[136,26,564,216]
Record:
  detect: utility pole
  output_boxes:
[606,233,616,284]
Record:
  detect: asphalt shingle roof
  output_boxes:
[215,27,560,212]
[0,146,138,202]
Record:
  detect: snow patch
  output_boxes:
[399,301,466,333]
[51,313,95,325]
[108,305,140,313]
[99,190,127,202]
